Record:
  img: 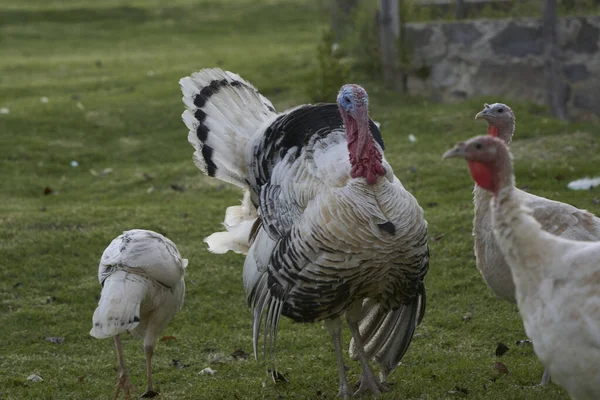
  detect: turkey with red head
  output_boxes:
[444,135,600,400]
[180,69,429,397]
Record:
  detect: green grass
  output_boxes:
[1,1,599,399]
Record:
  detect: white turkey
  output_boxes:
[473,103,600,302]
[444,135,600,400]
[180,68,429,397]
[90,229,187,399]
[473,103,600,384]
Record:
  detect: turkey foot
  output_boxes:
[539,368,552,386]
[113,371,137,400]
[354,371,389,396]
[141,390,159,398]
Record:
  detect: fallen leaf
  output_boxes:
[160,335,176,342]
[431,233,445,242]
[44,187,53,195]
[27,374,43,382]
[494,362,509,375]
[199,367,216,376]
[231,348,250,360]
[495,343,509,357]
[46,336,64,344]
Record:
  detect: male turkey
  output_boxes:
[444,135,600,400]
[180,69,429,397]
[90,229,187,399]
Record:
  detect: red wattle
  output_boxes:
[468,160,494,192]
[488,125,499,137]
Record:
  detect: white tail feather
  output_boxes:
[90,270,148,339]
[180,68,277,189]
[204,191,258,255]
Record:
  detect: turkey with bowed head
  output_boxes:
[180,68,429,397]
[444,135,600,400]
[90,229,187,399]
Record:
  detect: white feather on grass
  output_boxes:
[567,177,600,191]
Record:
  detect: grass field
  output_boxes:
[1,1,600,399]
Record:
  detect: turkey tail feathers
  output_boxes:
[89,270,148,339]
[180,68,277,189]
[349,283,426,379]
[204,190,258,254]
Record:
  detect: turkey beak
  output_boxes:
[474,110,487,120]
[442,143,467,160]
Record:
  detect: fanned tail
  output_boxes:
[181,68,275,255]
[180,68,277,188]
[349,283,426,379]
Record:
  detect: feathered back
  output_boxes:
[99,229,187,289]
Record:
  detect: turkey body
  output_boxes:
[494,186,600,400]
[474,185,600,303]
[180,69,429,396]
[244,117,428,325]
[90,229,187,399]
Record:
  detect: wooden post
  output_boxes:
[455,0,466,20]
[330,0,359,42]
[379,0,402,92]
[542,0,568,121]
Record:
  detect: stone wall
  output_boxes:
[404,16,600,118]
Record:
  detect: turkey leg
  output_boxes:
[141,344,159,398]
[346,304,388,396]
[113,335,137,400]
[325,319,353,399]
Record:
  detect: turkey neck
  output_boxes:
[345,109,385,185]
[490,159,552,303]
[490,117,515,144]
